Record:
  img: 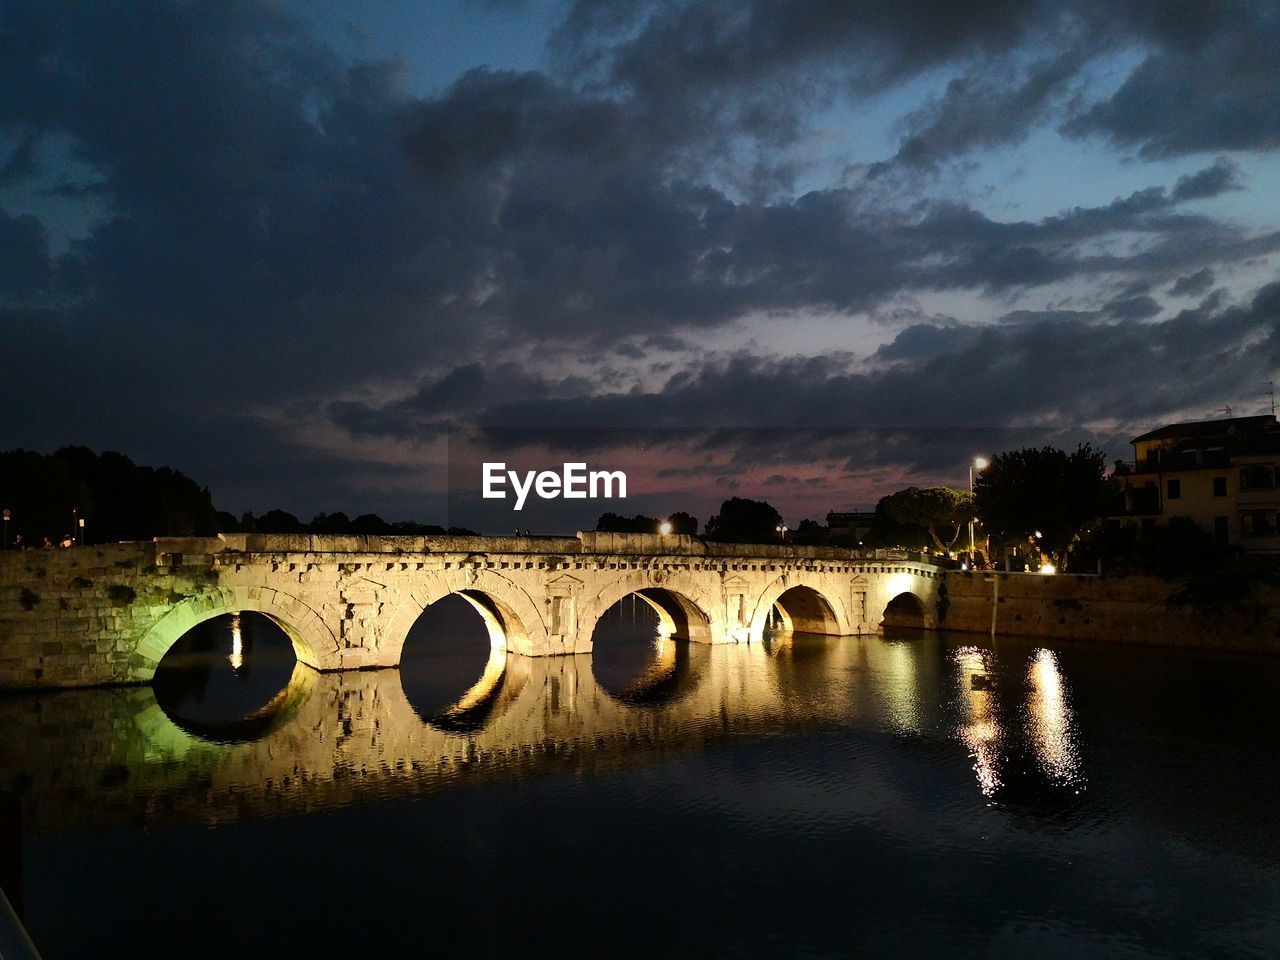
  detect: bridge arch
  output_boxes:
[380,568,547,662]
[579,570,721,649]
[882,591,927,631]
[748,577,851,642]
[131,586,337,683]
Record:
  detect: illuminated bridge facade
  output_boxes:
[0,532,940,689]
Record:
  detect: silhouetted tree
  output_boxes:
[704,497,783,543]
[595,512,661,533]
[793,518,827,544]
[667,511,699,536]
[880,486,973,554]
[865,497,931,549]
[0,446,216,543]
[310,512,352,534]
[974,444,1114,571]
[256,509,305,533]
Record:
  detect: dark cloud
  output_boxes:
[4,0,1280,522]
[1063,5,1280,158]
[1172,158,1244,201]
[1104,294,1161,320]
[1168,268,1216,298]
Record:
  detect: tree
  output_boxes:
[880,486,973,554]
[667,511,699,536]
[704,497,783,543]
[595,512,660,533]
[792,518,826,544]
[974,444,1115,572]
[864,497,930,549]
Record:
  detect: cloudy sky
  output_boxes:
[4,1,1279,530]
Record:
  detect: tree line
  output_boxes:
[2,443,1232,579]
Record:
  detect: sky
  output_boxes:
[3,0,1280,532]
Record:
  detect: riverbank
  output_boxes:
[933,569,1280,652]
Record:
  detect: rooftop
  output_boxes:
[1132,414,1278,445]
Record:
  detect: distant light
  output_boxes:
[974,457,989,470]
[1034,530,1043,539]
[229,612,244,670]
[658,520,673,535]
[1039,563,1057,576]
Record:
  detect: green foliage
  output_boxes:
[880,486,974,553]
[704,497,783,543]
[974,444,1114,571]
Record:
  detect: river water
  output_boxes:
[1,600,1277,959]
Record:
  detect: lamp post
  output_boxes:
[658,519,672,535]
[2,509,8,548]
[78,516,86,546]
[969,457,988,565]
[776,523,788,542]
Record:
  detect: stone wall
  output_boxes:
[0,536,940,689]
[936,570,1280,652]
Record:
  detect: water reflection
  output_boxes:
[151,611,297,735]
[0,631,1115,834]
[952,646,1003,798]
[592,596,706,706]
[1026,648,1083,790]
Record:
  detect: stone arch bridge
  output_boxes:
[0,532,941,689]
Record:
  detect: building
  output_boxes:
[826,511,876,544]
[1112,414,1280,551]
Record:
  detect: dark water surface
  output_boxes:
[2,603,1278,959]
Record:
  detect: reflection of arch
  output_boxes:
[159,661,317,744]
[602,637,709,707]
[748,578,850,642]
[583,572,718,646]
[132,587,336,682]
[882,592,927,631]
[381,570,546,661]
[419,647,515,734]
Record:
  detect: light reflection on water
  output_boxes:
[2,621,1278,959]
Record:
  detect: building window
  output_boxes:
[1166,478,1181,500]
[1240,464,1277,491]
[1241,511,1279,538]
[1212,476,1227,497]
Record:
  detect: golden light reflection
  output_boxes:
[954,646,1001,798]
[880,640,921,735]
[228,612,243,671]
[1027,648,1082,788]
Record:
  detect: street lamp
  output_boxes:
[79,516,86,546]
[969,457,988,565]
[658,519,673,535]
[776,523,788,541]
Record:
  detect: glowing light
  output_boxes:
[1039,563,1057,575]
[886,572,915,597]
[1027,649,1082,787]
[953,646,1001,798]
[658,520,673,535]
[974,457,988,470]
[229,612,243,671]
